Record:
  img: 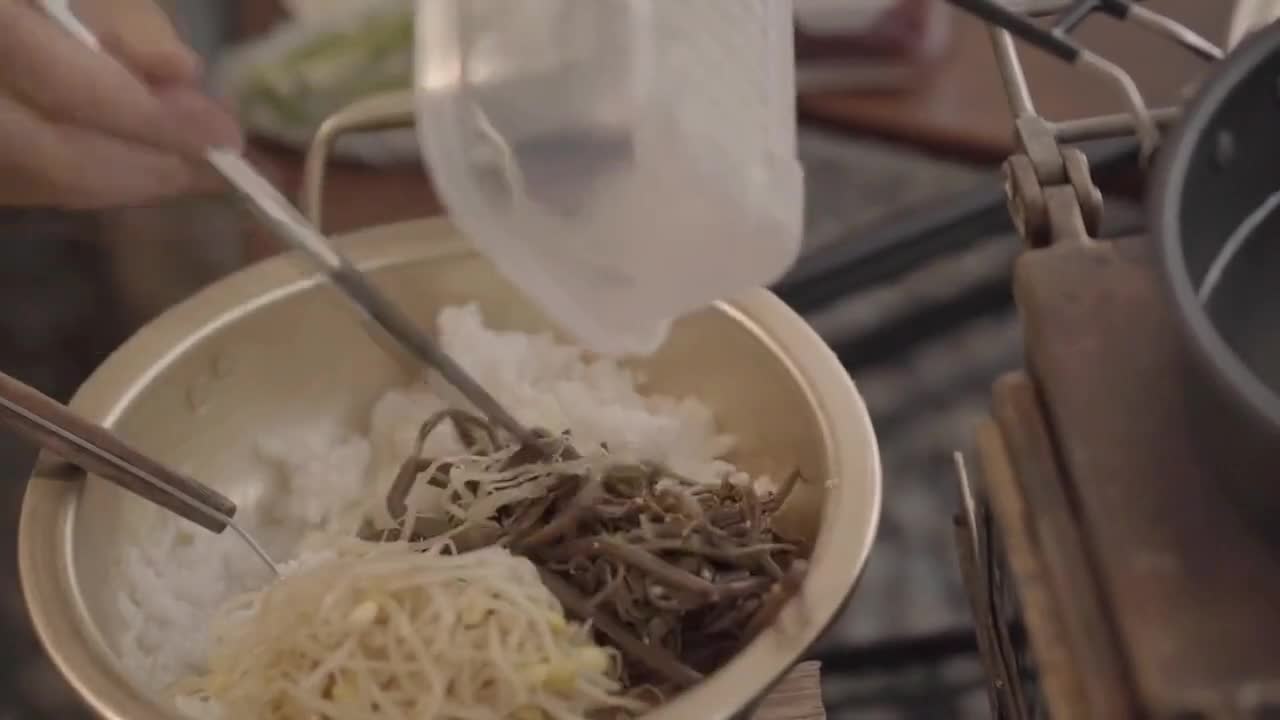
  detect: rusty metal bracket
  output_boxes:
[991,29,1108,249]
[1003,116,1104,248]
[986,24,1104,249]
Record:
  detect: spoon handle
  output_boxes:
[205,150,536,445]
[0,371,236,533]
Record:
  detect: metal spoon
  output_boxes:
[36,0,535,447]
[0,370,280,576]
[204,151,536,445]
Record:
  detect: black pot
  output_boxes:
[1153,21,1280,535]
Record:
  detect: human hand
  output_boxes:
[0,0,243,209]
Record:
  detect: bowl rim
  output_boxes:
[19,218,881,720]
[1151,20,1280,439]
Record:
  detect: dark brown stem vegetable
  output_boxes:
[380,413,810,698]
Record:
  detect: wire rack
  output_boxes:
[929,1,1229,252]
[961,0,1223,158]
[954,3,1278,337]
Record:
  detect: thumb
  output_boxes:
[71,0,201,84]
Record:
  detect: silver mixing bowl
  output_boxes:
[19,217,881,720]
[23,83,879,717]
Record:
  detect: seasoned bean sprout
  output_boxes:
[175,540,645,720]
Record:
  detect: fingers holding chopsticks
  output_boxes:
[0,0,243,208]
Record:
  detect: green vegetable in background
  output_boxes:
[230,6,414,141]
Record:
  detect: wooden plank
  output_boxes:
[952,454,1014,718]
[990,373,1135,719]
[975,418,1083,719]
[1014,236,1280,717]
[752,662,826,720]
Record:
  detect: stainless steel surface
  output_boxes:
[1198,189,1280,303]
[18,219,882,720]
[1152,20,1280,542]
[1155,20,1280,426]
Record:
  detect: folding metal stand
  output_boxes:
[946,4,1280,718]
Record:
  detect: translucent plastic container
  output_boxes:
[414,0,804,355]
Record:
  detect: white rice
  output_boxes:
[117,304,747,711]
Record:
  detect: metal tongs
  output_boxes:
[3,2,537,574]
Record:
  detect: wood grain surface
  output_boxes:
[1015,236,1280,717]
[752,662,826,720]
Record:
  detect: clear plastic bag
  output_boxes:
[415,0,805,355]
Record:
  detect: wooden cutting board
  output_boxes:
[754,662,826,720]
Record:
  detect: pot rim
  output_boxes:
[19,218,881,720]
[1152,20,1280,438]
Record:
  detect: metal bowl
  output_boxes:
[18,219,881,719]
[1152,20,1280,535]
